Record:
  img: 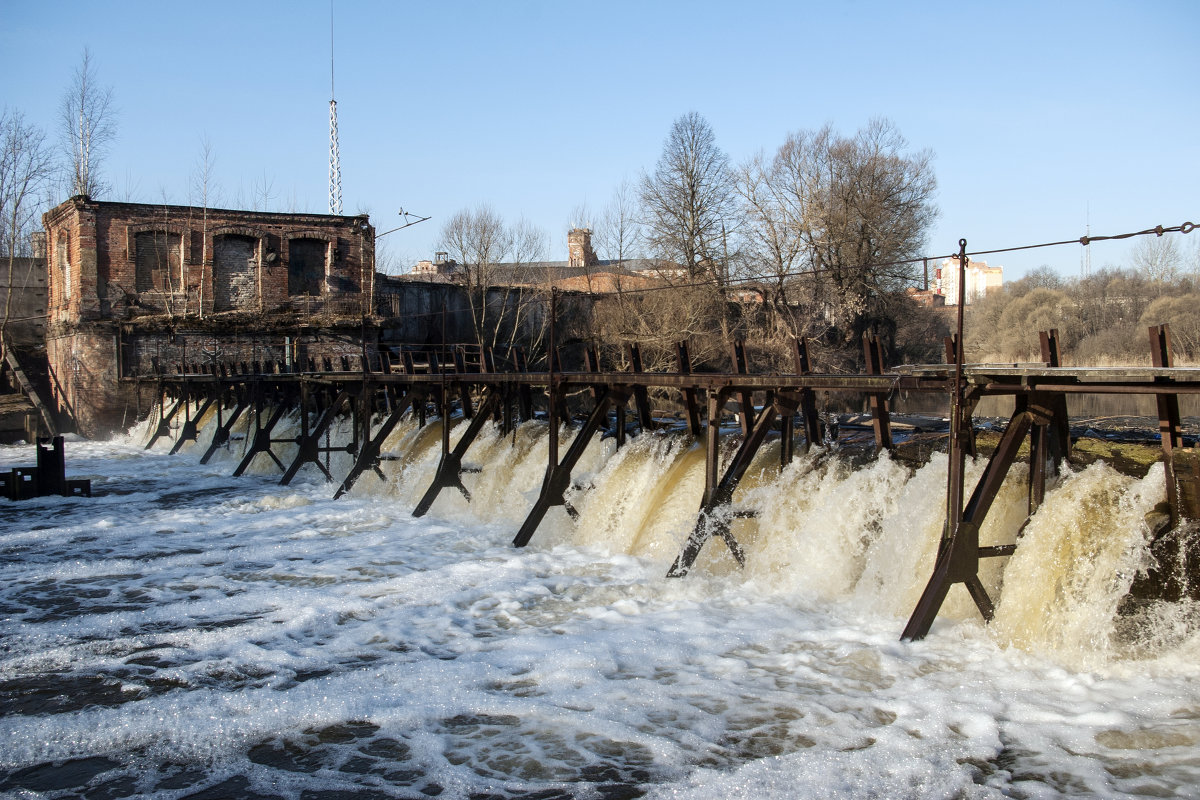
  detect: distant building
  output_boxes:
[905,286,946,308]
[935,257,1003,305]
[406,228,665,292]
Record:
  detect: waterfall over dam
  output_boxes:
[1,401,1198,798]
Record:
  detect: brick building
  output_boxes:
[406,228,663,292]
[42,197,377,436]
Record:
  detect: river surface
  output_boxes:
[2,411,1199,799]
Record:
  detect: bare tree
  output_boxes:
[639,112,739,285]
[190,136,219,317]
[253,170,277,212]
[595,179,643,292]
[1131,234,1183,282]
[438,205,550,352]
[60,47,116,198]
[735,149,826,352]
[771,118,937,347]
[1,108,55,339]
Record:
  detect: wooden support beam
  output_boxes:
[1,336,59,437]
[512,347,534,421]
[792,338,822,450]
[626,344,655,433]
[730,340,755,438]
[1151,324,1183,524]
[1038,329,1072,464]
[512,386,631,548]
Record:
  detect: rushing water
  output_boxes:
[2,407,1200,799]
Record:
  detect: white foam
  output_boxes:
[2,412,1198,797]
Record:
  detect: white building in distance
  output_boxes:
[935,257,1003,305]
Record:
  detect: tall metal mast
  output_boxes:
[328,1,343,216]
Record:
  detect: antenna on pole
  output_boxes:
[328,0,343,216]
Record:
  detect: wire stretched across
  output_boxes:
[375,218,1197,318]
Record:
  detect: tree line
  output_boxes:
[966,262,1200,366]
[436,112,946,373]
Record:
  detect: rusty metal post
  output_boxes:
[676,341,702,436]
[513,386,632,547]
[280,386,354,485]
[793,338,822,449]
[626,343,655,433]
[413,388,504,516]
[335,386,420,499]
[730,340,755,438]
[1151,324,1182,525]
[200,387,250,464]
[862,334,893,451]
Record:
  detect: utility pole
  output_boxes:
[328,0,342,216]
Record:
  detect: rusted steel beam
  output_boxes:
[863,334,893,451]
[668,392,800,578]
[280,386,355,485]
[512,385,632,548]
[168,392,217,455]
[200,393,251,464]
[413,388,504,516]
[232,383,293,476]
[903,398,1039,640]
[145,387,188,451]
[676,342,702,436]
[334,387,421,499]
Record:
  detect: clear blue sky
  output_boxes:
[3,0,1197,280]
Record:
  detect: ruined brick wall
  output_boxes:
[374,278,476,345]
[45,326,131,437]
[42,198,375,321]
[40,198,378,437]
[567,228,598,269]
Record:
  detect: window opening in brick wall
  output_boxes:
[213,234,259,311]
[135,231,182,294]
[288,238,326,297]
[56,233,71,301]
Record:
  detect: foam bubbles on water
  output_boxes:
[5,407,1200,797]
